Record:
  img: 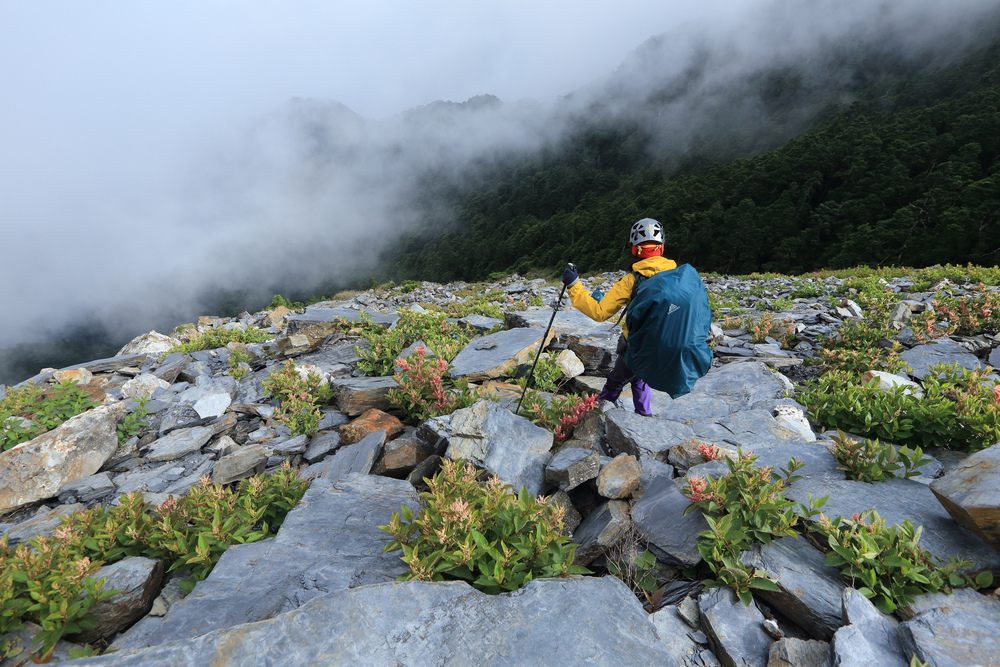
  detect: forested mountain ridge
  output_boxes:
[386,37,1000,279]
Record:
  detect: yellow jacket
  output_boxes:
[567,256,678,339]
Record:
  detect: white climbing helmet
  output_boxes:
[629,218,664,246]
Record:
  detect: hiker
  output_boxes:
[561,218,677,416]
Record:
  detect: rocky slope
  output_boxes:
[2,272,1000,666]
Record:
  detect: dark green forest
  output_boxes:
[385,39,1000,279]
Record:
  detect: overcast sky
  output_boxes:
[0,0,996,351]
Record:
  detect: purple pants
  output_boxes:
[597,335,652,416]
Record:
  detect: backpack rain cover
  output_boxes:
[624,264,712,397]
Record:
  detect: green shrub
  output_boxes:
[227,344,253,380]
[388,347,481,421]
[830,431,932,482]
[356,310,474,376]
[380,459,589,594]
[814,510,992,615]
[262,361,333,436]
[801,364,1000,452]
[518,390,599,441]
[682,452,825,604]
[0,465,308,659]
[117,396,150,447]
[168,326,272,356]
[1,381,99,451]
[506,351,564,393]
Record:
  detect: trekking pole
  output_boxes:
[516,263,575,414]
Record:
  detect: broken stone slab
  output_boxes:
[738,537,846,640]
[555,349,585,379]
[680,361,789,413]
[699,586,772,667]
[448,327,552,382]
[545,446,599,491]
[597,453,641,499]
[57,472,116,504]
[288,304,398,329]
[108,474,421,653]
[93,577,679,667]
[784,477,1000,574]
[899,337,983,380]
[0,401,126,514]
[445,401,553,496]
[546,488,582,535]
[121,374,170,399]
[192,392,231,419]
[898,588,1000,664]
[0,621,84,666]
[405,454,443,488]
[668,440,737,472]
[563,329,619,374]
[505,308,618,336]
[826,588,908,667]
[631,476,707,568]
[340,408,404,445]
[692,410,805,451]
[152,353,191,384]
[929,442,1000,549]
[277,333,313,355]
[212,444,268,485]
[571,499,631,565]
[772,404,817,442]
[53,366,94,385]
[605,410,696,462]
[330,376,398,416]
[458,313,504,333]
[117,331,181,357]
[70,556,164,643]
[303,431,340,463]
[649,604,722,667]
[294,339,367,372]
[300,429,385,482]
[1,503,83,546]
[767,638,829,667]
[143,426,215,463]
[376,437,432,478]
[654,392,739,423]
[269,434,309,456]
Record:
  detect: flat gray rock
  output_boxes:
[571,499,630,565]
[631,476,707,567]
[826,589,907,667]
[680,361,788,412]
[930,442,1000,549]
[899,588,1000,665]
[505,308,618,337]
[606,410,696,462]
[143,426,215,463]
[784,477,1000,573]
[57,471,116,504]
[83,578,680,667]
[445,401,553,496]
[900,337,983,380]
[330,376,398,416]
[71,557,164,643]
[563,329,620,374]
[649,605,722,666]
[739,537,846,640]
[449,327,549,381]
[109,474,420,652]
[699,587,772,667]
[301,429,385,482]
[545,446,599,491]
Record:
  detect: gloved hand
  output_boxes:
[590,290,604,302]
[561,267,579,287]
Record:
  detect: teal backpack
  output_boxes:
[624,264,712,397]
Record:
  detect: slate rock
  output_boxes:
[270,434,310,456]
[108,474,420,652]
[303,431,341,463]
[340,408,404,445]
[0,622,84,666]
[631,476,707,567]
[649,604,722,666]
[506,308,617,337]
[738,537,846,640]
[121,374,170,399]
[898,588,1000,665]
[406,454,443,488]
[784,477,1000,573]
[117,331,181,357]
[564,329,619,374]
[0,401,126,514]
[70,557,164,643]
[143,426,215,463]
[57,471,116,504]
[546,488,582,535]
[545,447,599,491]
[192,393,231,419]
[606,410,696,462]
[681,361,788,413]
[767,638,829,667]
[826,588,907,667]
[900,337,983,380]
[929,442,1000,549]
[555,349,585,378]
[445,401,553,496]
[378,437,431,477]
[330,376,398,416]
[699,587,772,667]
[596,453,641,499]
[449,327,551,381]
[861,370,924,398]
[212,444,268,484]
[301,429,385,482]
[88,577,679,667]
[571,499,631,565]
[1,503,83,546]
[458,313,504,333]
